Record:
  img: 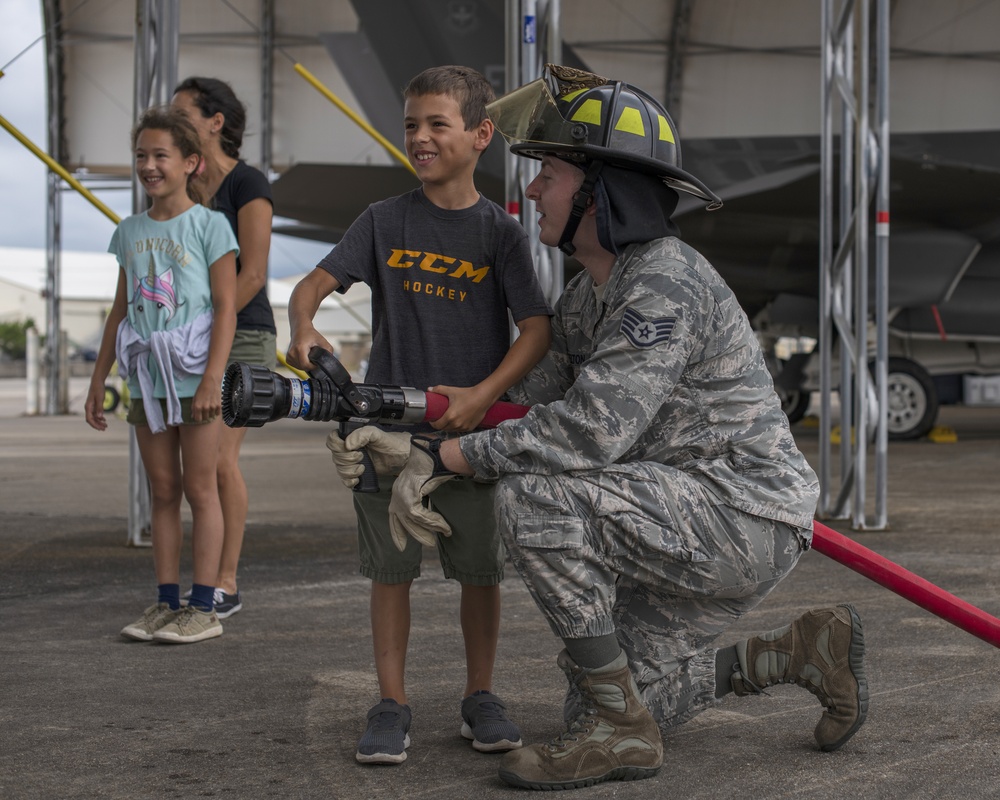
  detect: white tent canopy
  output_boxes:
[45,0,1000,181]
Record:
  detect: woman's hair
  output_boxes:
[131,107,206,206]
[174,76,247,159]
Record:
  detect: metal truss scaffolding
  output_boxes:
[43,1,64,415]
[819,0,890,530]
[504,0,564,306]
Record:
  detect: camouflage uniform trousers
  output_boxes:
[494,461,809,733]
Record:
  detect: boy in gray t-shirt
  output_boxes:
[286,66,551,765]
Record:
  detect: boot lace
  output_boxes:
[543,706,598,752]
[735,665,834,708]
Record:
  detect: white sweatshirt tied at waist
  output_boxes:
[115,311,215,434]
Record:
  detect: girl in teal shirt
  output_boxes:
[85,107,238,645]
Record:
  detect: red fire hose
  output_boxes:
[811,521,1000,648]
[429,393,1000,649]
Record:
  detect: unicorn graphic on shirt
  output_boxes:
[132,255,183,324]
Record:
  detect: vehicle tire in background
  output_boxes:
[771,351,813,425]
[779,387,812,424]
[871,356,938,440]
[103,385,121,414]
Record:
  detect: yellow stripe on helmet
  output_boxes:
[614,106,645,136]
[657,114,675,143]
[560,87,588,103]
[569,98,603,125]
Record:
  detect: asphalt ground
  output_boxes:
[1,378,999,799]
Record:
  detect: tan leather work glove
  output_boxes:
[387,434,457,551]
[325,427,412,489]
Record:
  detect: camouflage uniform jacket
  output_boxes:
[459,237,819,531]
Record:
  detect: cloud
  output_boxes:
[0,0,48,249]
[0,4,163,253]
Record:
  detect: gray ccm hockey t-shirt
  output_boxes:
[317,188,551,398]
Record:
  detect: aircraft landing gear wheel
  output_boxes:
[875,357,938,440]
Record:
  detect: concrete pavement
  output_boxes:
[1,378,999,799]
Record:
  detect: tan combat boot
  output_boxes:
[498,650,663,790]
[731,604,869,751]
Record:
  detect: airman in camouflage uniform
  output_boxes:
[381,65,869,791]
[464,232,817,723]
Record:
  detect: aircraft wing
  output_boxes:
[677,130,1000,338]
[270,163,505,244]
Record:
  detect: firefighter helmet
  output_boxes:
[487,64,720,206]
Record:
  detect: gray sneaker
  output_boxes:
[121,603,177,642]
[356,699,412,764]
[151,605,223,644]
[460,691,523,752]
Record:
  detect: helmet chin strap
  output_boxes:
[557,160,604,256]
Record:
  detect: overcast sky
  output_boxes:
[0,0,331,277]
[0,0,50,250]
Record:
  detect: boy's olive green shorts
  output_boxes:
[353,476,505,586]
[227,329,277,369]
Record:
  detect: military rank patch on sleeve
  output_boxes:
[620,307,676,348]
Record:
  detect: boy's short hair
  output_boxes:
[403,66,496,130]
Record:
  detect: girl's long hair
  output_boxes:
[131,107,206,206]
